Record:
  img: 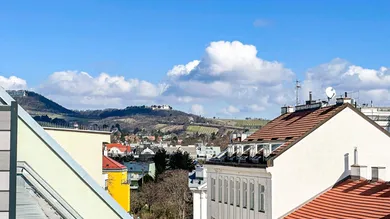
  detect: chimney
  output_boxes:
[345,92,348,98]
[281,106,294,115]
[371,167,386,182]
[305,91,316,105]
[351,147,367,180]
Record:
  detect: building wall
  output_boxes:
[44,128,110,187]
[205,165,272,219]
[268,107,390,219]
[192,190,207,219]
[17,120,123,218]
[0,108,12,218]
[105,170,131,212]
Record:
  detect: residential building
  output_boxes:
[189,166,208,219]
[103,156,131,212]
[124,162,156,189]
[105,143,132,157]
[285,154,390,219]
[360,105,390,131]
[196,146,221,160]
[165,145,197,159]
[0,88,132,218]
[206,96,390,219]
[44,127,111,187]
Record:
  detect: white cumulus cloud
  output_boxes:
[167,60,200,77]
[0,76,28,90]
[164,41,294,114]
[222,105,240,115]
[301,58,390,105]
[190,104,205,115]
[38,71,168,108]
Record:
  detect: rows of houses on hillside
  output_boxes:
[190,94,390,219]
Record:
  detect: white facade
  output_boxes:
[206,105,390,219]
[197,146,221,160]
[269,106,390,218]
[189,166,208,219]
[205,165,272,219]
[360,106,390,131]
[44,127,111,187]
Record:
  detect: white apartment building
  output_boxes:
[189,166,208,219]
[360,105,390,131]
[196,146,221,160]
[206,96,390,219]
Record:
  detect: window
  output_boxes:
[250,182,254,210]
[218,178,222,203]
[243,181,247,208]
[224,178,228,204]
[211,178,216,201]
[271,143,282,151]
[258,184,265,212]
[236,180,240,207]
[230,178,234,206]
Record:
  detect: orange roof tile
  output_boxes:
[246,104,348,156]
[285,178,390,219]
[102,156,127,170]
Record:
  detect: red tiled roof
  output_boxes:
[102,156,127,170]
[285,178,390,219]
[105,143,131,153]
[246,104,348,156]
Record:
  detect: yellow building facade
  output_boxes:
[103,156,131,212]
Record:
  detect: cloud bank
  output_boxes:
[2,41,390,117]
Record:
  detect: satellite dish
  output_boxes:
[325,87,336,99]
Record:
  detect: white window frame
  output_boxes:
[250,181,254,210]
[243,180,248,209]
[258,184,265,212]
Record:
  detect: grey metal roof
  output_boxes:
[16,176,60,219]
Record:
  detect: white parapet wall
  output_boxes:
[44,127,110,187]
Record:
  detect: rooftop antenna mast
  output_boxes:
[295,80,301,106]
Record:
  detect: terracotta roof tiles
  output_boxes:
[246,104,348,156]
[102,156,127,170]
[105,143,131,153]
[285,178,390,219]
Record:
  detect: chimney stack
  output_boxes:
[351,147,367,180]
[354,147,358,165]
[371,167,386,182]
[281,106,294,115]
[309,91,312,102]
[345,92,348,98]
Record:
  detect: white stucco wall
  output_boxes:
[18,120,123,218]
[206,165,272,219]
[44,128,110,187]
[268,107,390,219]
[192,191,207,219]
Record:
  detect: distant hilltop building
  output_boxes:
[151,104,172,110]
[6,90,27,97]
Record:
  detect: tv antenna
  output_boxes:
[295,80,301,106]
[325,87,336,101]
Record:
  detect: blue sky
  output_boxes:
[1,1,390,119]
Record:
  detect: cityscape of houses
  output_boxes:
[4,82,390,219]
